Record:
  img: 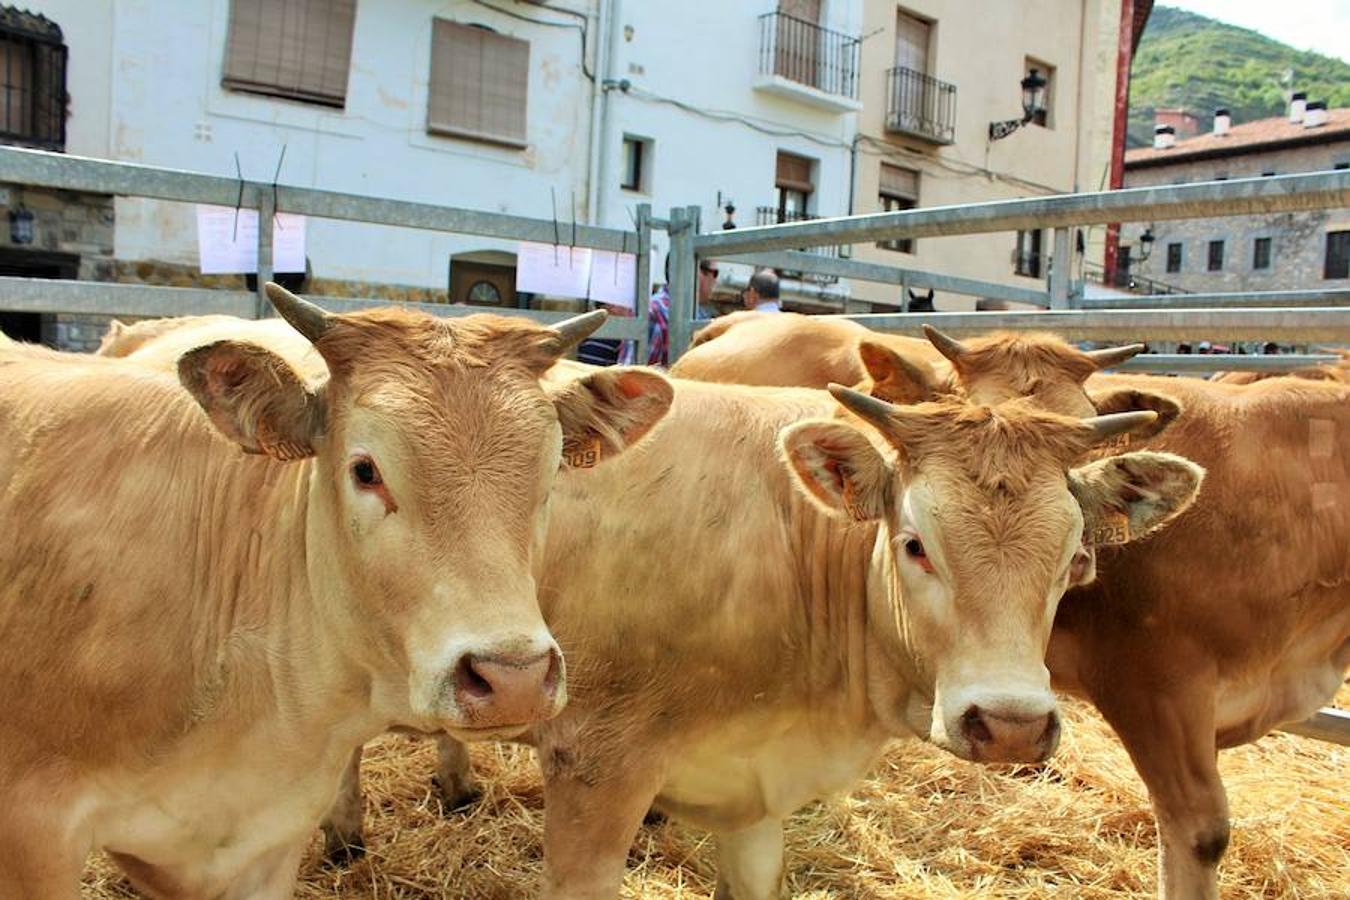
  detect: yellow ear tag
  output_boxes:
[564,437,602,469]
[1088,511,1131,546]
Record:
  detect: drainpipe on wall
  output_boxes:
[586,0,621,225]
[1103,0,1134,287]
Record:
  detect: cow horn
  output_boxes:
[828,383,898,429]
[1085,343,1146,371]
[548,309,607,354]
[922,325,969,365]
[1084,410,1158,443]
[265,282,331,342]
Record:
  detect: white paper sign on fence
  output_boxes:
[516,241,593,299]
[196,205,308,274]
[587,251,637,309]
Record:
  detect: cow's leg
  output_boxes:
[431,732,481,812]
[1094,678,1227,900]
[223,839,306,900]
[713,818,786,900]
[320,747,367,866]
[539,746,666,899]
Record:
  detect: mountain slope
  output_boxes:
[1128,6,1350,147]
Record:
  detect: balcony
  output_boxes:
[754,12,862,114]
[885,66,956,145]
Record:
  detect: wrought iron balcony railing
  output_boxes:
[885,66,956,144]
[757,12,859,100]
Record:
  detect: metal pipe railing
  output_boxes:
[693,171,1350,255]
[1080,289,1350,310]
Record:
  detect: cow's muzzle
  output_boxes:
[447,645,565,732]
[959,703,1061,763]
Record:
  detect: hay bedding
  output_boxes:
[82,693,1348,899]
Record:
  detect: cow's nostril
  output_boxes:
[456,655,494,700]
[961,705,993,744]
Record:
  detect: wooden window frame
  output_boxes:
[221,0,356,109]
[1252,237,1271,271]
[427,19,530,149]
[0,7,67,151]
[1165,241,1182,273]
[1207,239,1224,272]
[877,163,919,254]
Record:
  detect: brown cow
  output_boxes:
[0,286,673,898]
[676,322,1349,899]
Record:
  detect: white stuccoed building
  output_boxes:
[5,0,862,321]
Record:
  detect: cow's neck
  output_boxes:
[182,451,373,735]
[784,490,883,730]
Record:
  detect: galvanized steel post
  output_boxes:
[256,188,274,319]
[633,203,653,364]
[666,206,697,359]
[1048,227,1071,310]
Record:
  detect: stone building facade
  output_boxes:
[0,184,116,351]
[1120,108,1350,295]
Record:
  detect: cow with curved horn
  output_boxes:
[782,324,1350,900]
[316,347,1204,896]
[0,285,674,897]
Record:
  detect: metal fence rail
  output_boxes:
[1081,289,1350,310]
[692,171,1350,255]
[0,146,650,346]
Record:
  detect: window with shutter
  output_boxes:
[878,163,919,253]
[428,20,529,148]
[222,0,356,108]
[0,7,67,151]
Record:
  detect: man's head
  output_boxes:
[743,268,780,310]
[697,260,719,303]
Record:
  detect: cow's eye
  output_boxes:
[351,456,382,488]
[903,537,926,559]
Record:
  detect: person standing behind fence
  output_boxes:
[741,268,781,313]
[620,257,718,367]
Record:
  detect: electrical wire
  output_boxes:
[470,0,593,81]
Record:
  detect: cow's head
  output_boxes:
[179,284,672,740]
[860,329,1183,443]
[780,387,1203,764]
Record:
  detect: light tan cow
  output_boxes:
[0,286,673,898]
[318,377,1200,896]
[672,322,1350,899]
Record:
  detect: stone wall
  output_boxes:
[0,183,117,351]
[1121,139,1350,294]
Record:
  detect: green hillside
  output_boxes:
[1128,6,1350,147]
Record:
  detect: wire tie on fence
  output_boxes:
[550,188,560,264]
[271,144,287,229]
[232,151,244,242]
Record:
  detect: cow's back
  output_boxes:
[674,313,940,387]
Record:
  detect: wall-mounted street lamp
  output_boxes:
[988,68,1047,141]
[1136,225,1155,263]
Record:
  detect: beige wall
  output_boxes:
[851,0,1122,309]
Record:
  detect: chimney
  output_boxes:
[1304,100,1328,128]
[1155,107,1202,138]
[1153,124,1176,150]
[1213,108,1231,136]
[1289,91,1307,123]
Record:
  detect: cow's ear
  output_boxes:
[550,367,673,469]
[1069,451,1204,547]
[779,420,892,521]
[178,340,324,461]
[857,339,941,405]
[1087,388,1183,441]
